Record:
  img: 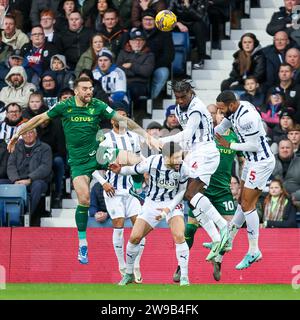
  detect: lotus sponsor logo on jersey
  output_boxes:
[157,172,179,189]
[71,116,93,122]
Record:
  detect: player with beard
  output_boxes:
[159,80,230,262]
[7,76,160,265]
[215,91,275,269]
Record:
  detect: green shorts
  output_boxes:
[188,191,236,218]
[71,146,119,179]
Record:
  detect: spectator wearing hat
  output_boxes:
[272,138,300,207]
[221,32,266,91]
[259,90,285,129]
[141,9,174,100]
[97,8,128,59]
[0,48,24,90]
[49,53,75,92]
[287,124,300,156]
[39,70,59,109]
[93,47,129,106]
[56,11,92,70]
[0,27,12,63]
[21,25,58,86]
[116,28,155,121]
[160,104,182,138]
[268,108,295,154]
[40,9,59,45]
[140,120,162,157]
[1,14,29,50]
[267,63,300,124]
[0,65,36,110]
[131,0,166,28]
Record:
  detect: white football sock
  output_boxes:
[79,238,87,246]
[125,241,140,274]
[244,209,259,255]
[193,209,220,242]
[113,228,125,269]
[229,204,245,241]
[190,193,227,230]
[175,242,189,278]
[134,237,146,268]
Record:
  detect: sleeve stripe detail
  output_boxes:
[244,130,259,136]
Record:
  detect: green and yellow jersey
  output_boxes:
[47,97,116,166]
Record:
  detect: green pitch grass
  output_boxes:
[0,284,299,300]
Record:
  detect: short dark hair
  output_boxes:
[74,77,93,88]
[103,8,119,17]
[162,141,182,158]
[216,90,238,104]
[59,88,75,99]
[6,102,22,112]
[279,62,293,71]
[5,14,16,23]
[244,75,258,84]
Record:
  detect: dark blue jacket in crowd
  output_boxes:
[89,182,107,217]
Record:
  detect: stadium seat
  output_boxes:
[171,32,191,75]
[296,212,300,228]
[0,184,27,226]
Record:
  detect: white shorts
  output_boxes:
[184,143,220,185]
[242,156,276,190]
[105,193,141,220]
[138,198,184,229]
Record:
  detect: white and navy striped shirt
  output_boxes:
[100,129,141,191]
[133,155,189,202]
[228,101,272,162]
[173,95,215,150]
[0,121,19,143]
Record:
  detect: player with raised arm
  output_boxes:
[159,80,230,261]
[173,107,244,281]
[92,106,145,282]
[7,77,160,265]
[110,142,190,286]
[215,90,275,269]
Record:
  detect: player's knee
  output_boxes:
[184,189,196,203]
[172,231,185,244]
[240,199,253,212]
[129,234,143,245]
[78,194,90,207]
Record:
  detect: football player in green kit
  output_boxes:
[173,105,244,281]
[8,77,160,264]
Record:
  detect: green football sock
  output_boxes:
[75,205,89,242]
[132,174,143,191]
[185,223,198,249]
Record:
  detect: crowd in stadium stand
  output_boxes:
[0,0,299,228]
